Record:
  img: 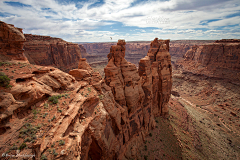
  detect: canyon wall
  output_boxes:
[169,40,215,61]
[23,34,83,72]
[0,21,28,62]
[81,40,215,67]
[81,42,150,66]
[0,25,172,160]
[181,39,240,81]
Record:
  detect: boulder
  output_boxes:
[69,69,91,81]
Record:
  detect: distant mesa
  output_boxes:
[180,39,240,81]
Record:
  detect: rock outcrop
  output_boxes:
[0,37,172,160]
[23,34,82,72]
[102,38,172,158]
[181,39,240,81]
[0,21,28,62]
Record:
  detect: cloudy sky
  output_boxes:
[0,0,240,42]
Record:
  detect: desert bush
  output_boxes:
[48,95,60,104]
[0,72,10,87]
[99,94,104,100]
[19,143,26,150]
[0,62,13,66]
[41,154,47,160]
[59,140,65,145]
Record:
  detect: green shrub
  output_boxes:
[19,143,26,150]
[41,154,47,160]
[24,137,31,142]
[44,103,49,109]
[59,140,65,146]
[99,94,104,100]
[51,143,55,148]
[0,62,13,66]
[51,116,56,121]
[57,108,62,113]
[48,95,63,104]
[52,148,58,156]
[0,72,10,87]
[48,95,59,104]
[43,113,48,118]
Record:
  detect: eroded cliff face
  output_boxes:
[102,38,172,159]
[23,34,82,72]
[181,39,240,81]
[0,21,28,62]
[0,37,172,160]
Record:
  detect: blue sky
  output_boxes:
[0,0,240,42]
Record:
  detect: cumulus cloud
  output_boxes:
[0,0,239,42]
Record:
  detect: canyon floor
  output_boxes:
[168,65,240,160]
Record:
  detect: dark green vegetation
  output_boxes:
[0,72,10,87]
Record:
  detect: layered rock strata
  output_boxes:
[23,34,82,72]
[0,21,28,62]
[102,38,172,158]
[181,39,240,81]
[0,37,172,160]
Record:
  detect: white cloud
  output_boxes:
[0,0,239,42]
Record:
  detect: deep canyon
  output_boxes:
[0,20,240,160]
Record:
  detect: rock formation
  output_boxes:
[181,39,240,81]
[23,34,82,72]
[0,21,28,62]
[0,23,172,160]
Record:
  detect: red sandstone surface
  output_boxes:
[0,21,28,62]
[0,21,173,160]
[1,19,239,160]
[23,34,83,72]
